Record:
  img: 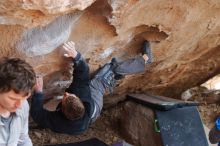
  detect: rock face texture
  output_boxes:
[0,0,95,27]
[1,0,220,145]
[1,0,220,99]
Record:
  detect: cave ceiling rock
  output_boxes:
[0,0,219,99]
[0,0,96,27]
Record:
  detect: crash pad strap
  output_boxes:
[127,93,198,110]
[156,106,208,146]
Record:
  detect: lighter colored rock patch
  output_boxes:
[100,47,114,59]
[16,13,81,57]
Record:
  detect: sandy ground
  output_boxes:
[199,104,220,129]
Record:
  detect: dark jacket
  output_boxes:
[31,53,95,135]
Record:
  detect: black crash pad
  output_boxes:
[44,138,109,146]
[156,106,208,146]
[127,93,199,110]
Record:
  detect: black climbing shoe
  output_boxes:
[142,40,153,64]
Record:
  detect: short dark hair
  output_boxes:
[0,57,36,96]
[62,94,85,121]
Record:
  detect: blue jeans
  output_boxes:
[90,56,145,122]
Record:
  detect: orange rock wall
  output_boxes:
[0,0,220,98]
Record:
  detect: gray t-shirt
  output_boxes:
[0,100,32,146]
[0,115,13,143]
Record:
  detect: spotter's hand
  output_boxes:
[35,76,43,92]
